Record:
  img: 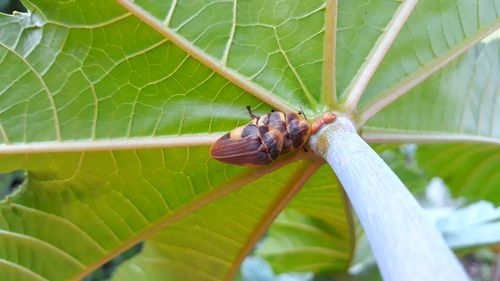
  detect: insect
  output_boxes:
[210,106,336,165]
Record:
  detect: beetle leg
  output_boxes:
[302,146,308,153]
[246,105,260,120]
[298,106,308,120]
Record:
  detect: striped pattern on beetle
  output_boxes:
[210,106,336,165]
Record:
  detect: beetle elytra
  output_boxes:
[210,107,336,166]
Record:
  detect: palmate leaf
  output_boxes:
[0,0,498,280]
[0,1,351,279]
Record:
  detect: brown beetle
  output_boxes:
[210,106,336,166]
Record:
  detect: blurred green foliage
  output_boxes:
[83,244,143,281]
[0,0,25,14]
[0,170,24,199]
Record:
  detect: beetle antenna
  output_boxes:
[246,106,259,119]
[299,106,307,120]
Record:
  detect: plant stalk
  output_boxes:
[309,117,469,281]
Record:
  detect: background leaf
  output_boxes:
[363,39,500,141]
[256,165,352,273]
[417,144,500,204]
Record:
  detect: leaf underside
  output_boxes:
[0,0,498,280]
[364,40,500,142]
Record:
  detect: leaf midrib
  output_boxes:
[0,133,223,154]
[362,130,500,144]
[321,0,338,108]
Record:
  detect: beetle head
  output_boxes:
[322,112,336,123]
[311,112,337,134]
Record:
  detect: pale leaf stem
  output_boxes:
[322,0,338,108]
[0,133,224,154]
[309,117,469,281]
[363,130,500,144]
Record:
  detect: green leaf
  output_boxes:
[237,256,313,281]
[363,39,500,142]
[112,161,341,280]
[358,0,499,115]
[336,0,401,99]
[0,1,270,143]
[0,147,252,280]
[417,144,500,204]
[0,0,498,280]
[377,145,429,194]
[0,1,354,279]
[256,165,352,274]
[129,0,327,111]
